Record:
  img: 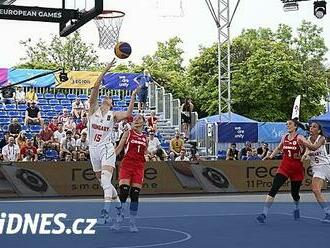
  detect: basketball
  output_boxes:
[114,42,132,59]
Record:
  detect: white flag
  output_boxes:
[291,95,301,120]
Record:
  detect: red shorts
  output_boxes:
[277,159,304,181]
[119,161,144,185]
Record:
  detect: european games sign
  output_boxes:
[0,5,77,23]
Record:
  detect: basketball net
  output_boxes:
[94,11,125,50]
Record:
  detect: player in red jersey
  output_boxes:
[111,114,148,232]
[256,119,307,224]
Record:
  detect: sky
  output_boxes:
[0,0,330,67]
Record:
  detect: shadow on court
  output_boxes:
[0,202,328,248]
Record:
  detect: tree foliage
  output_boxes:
[186,21,328,121]
[17,32,100,71]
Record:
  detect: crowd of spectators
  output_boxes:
[225,141,271,160]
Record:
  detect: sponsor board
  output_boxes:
[0,160,323,197]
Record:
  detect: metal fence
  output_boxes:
[164,93,173,122]
[156,87,165,118]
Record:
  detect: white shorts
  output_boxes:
[89,144,116,172]
[312,164,330,181]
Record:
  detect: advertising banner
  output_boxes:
[218,123,258,143]
[9,69,55,87]
[103,73,142,90]
[0,160,321,198]
[56,71,100,89]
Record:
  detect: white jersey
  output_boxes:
[88,107,115,148]
[308,135,330,166]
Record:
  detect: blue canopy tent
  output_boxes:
[258,122,287,143]
[309,112,330,137]
[191,112,258,144]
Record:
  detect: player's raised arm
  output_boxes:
[89,59,116,116]
[115,130,129,156]
[298,135,326,151]
[114,86,141,122]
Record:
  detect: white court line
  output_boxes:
[94,226,192,248]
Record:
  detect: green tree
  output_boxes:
[17,32,100,71]
[140,37,189,100]
[186,21,328,121]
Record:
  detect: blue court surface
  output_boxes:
[0,196,329,248]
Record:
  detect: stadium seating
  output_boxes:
[36,93,43,99]
[78,94,88,100]
[61,99,71,105]
[54,105,64,112]
[44,93,55,99]
[49,99,60,105]
[111,95,120,101]
[17,104,27,111]
[56,93,66,99]
[124,95,131,102]
[40,105,52,112]
[30,125,42,132]
[38,99,48,105]
[44,149,59,161]
[8,111,20,118]
[2,125,8,132]
[67,94,76,100]
[0,111,7,117]
[0,118,10,125]
[217,150,227,160]
[5,104,16,111]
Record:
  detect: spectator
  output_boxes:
[38,122,54,150]
[0,131,10,151]
[181,98,194,140]
[76,115,87,135]
[169,130,185,160]
[72,97,84,119]
[146,131,166,161]
[64,116,76,133]
[138,69,150,113]
[58,108,70,123]
[226,143,239,160]
[175,149,190,161]
[76,132,89,161]
[48,116,59,132]
[2,136,20,162]
[16,131,27,149]
[25,88,38,105]
[246,148,262,161]
[240,141,252,160]
[20,139,38,161]
[53,122,66,150]
[190,152,203,162]
[8,118,22,138]
[60,130,76,161]
[25,101,43,125]
[257,142,269,159]
[147,110,158,133]
[15,86,26,104]
[1,87,15,104]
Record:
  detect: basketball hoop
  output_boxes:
[94,10,125,49]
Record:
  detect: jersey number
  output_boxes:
[137,145,141,153]
[94,134,102,142]
[315,157,319,163]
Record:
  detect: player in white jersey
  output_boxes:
[88,59,140,224]
[301,122,330,223]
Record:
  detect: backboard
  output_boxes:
[60,0,103,37]
[0,0,103,37]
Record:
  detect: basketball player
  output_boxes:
[88,59,140,224]
[301,122,330,223]
[256,119,306,224]
[111,114,148,232]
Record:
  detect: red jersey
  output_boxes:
[282,134,304,160]
[122,130,147,165]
